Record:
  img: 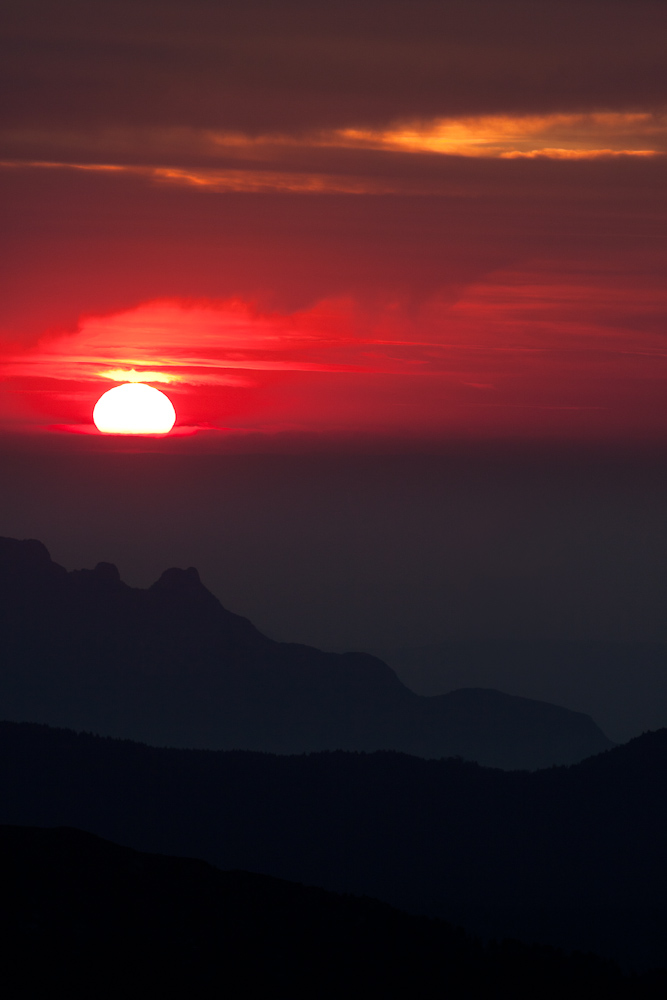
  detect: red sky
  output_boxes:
[2,0,667,447]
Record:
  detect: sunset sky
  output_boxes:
[2,1,667,697]
[2,0,667,445]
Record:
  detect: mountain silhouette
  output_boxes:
[1,720,667,971]
[0,824,652,999]
[377,639,667,743]
[0,537,611,769]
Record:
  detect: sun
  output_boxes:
[93,382,176,435]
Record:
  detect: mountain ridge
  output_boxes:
[378,639,667,743]
[1,822,654,998]
[0,720,666,970]
[0,536,612,768]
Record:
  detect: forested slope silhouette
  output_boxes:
[1,721,666,969]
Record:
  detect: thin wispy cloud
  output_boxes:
[1,110,664,198]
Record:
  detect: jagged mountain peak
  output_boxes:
[92,561,121,582]
[0,536,613,768]
[0,536,63,576]
[153,565,202,588]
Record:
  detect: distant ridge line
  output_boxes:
[0,535,613,768]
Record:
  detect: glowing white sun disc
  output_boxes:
[93,382,176,435]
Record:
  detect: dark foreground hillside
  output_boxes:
[0,825,659,999]
[0,536,611,768]
[2,721,667,970]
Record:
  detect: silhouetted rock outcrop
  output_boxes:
[0,536,613,768]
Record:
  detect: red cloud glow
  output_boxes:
[1,273,667,443]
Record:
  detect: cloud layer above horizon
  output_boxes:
[2,0,666,444]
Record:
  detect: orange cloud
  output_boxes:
[332,112,666,158]
[1,110,664,200]
[0,159,425,195]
